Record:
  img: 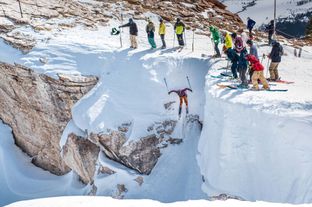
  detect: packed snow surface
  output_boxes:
[0,11,312,207]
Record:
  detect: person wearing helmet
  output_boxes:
[146,18,156,49]
[159,18,166,49]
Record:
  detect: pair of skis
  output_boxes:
[217,83,288,92]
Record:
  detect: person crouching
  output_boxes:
[246,54,269,90]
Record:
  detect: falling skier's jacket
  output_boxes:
[169,88,192,97]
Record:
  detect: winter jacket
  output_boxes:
[234,36,244,53]
[269,42,283,62]
[159,22,166,35]
[120,21,138,36]
[224,32,233,49]
[209,26,220,44]
[246,54,264,71]
[247,18,256,30]
[169,88,192,97]
[146,22,155,38]
[226,48,239,63]
[174,21,185,35]
[266,22,274,35]
[249,44,259,60]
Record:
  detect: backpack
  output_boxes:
[111,28,120,35]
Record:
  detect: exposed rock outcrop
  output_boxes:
[0,62,98,175]
[63,133,100,184]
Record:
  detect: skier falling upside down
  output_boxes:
[168,88,193,117]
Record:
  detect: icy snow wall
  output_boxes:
[198,89,312,203]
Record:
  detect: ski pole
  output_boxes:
[266,58,270,79]
[17,0,23,18]
[192,30,195,52]
[119,13,123,48]
[173,30,175,48]
[164,78,169,92]
[261,53,265,64]
[184,30,186,46]
[186,76,192,90]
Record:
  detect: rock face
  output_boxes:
[63,133,100,184]
[0,62,98,175]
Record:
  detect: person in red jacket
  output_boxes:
[246,54,269,90]
[168,88,192,116]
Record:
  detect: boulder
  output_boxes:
[63,133,100,184]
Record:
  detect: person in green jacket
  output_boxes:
[146,18,156,49]
[209,26,221,57]
[174,18,185,47]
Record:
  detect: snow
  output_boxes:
[0,7,312,207]
[4,196,310,207]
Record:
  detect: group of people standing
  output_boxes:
[119,16,283,91]
[119,17,186,50]
[210,17,283,90]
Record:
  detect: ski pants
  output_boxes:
[148,37,156,48]
[231,60,238,79]
[179,96,188,107]
[160,34,166,48]
[252,71,269,90]
[130,35,138,48]
[239,66,248,86]
[177,34,184,46]
[269,62,279,80]
[214,42,221,57]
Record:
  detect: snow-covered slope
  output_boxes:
[1,6,312,207]
[4,196,309,207]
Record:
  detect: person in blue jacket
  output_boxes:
[247,17,256,37]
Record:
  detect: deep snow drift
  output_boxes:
[1,11,312,207]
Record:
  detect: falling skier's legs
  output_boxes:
[179,96,189,115]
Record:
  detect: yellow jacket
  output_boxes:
[159,22,166,35]
[224,33,233,49]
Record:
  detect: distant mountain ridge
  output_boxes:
[220,0,312,38]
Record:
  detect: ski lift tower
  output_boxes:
[273,0,277,40]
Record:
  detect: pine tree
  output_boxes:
[306,16,312,39]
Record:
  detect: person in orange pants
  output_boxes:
[168,88,192,116]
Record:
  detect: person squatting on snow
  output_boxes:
[246,17,256,37]
[246,54,269,90]
[168,88,192,116]
[268,40,283,81]
[146,18,156,49]
[119,18,138,49]
[246,39,259,81]
[159,18,166,49]
[265,20,274,45]
[209,26,221,58]
[174,18,185,47]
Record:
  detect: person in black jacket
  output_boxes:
[247,17,256,37]
[268,41,283,81]
[265,20,274,45]
[119,18,138,49]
